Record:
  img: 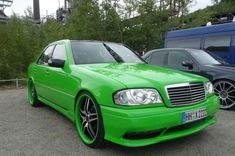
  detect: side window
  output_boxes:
[204,35,231,52]
[149,51,167,66]
[52,44,67,60]
[38,45,54,65]
[167,51,192,69]
[167,38,201,49]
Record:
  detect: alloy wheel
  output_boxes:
[214,80,235,109]
[79,96,98,141]
[28,80,36,104]
[31,85,36,99]
[28,80,41,107]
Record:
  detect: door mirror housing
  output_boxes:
[48,59,65,68]
[182,61,193,70]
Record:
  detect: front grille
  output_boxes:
[166,83,206,106]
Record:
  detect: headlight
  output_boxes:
[204,82,214,95]
[114,89,162,105]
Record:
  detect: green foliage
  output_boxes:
[184,1,235,28]
[0,15,39,79]
[0,0,235,79]
[101,0,122,42]
[67,0,104,40]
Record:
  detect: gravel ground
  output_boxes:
[0,89,234,156]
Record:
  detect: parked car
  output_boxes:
[28,40,219,148]
[143,48,235,110]
[165,22,235,64]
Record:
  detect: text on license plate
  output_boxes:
[182,108,207,124]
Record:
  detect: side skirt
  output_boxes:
[38,96,75,123]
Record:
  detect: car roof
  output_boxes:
[148,48,196,52]
[48,39,123,46]
[143,48,184,57]
[143,48,205,58]
[167,22,235,38]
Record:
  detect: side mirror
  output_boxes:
[182,61,193,70]
[48,59,65,68]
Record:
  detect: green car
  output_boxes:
[28,40,220,148]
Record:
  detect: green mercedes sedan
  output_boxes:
[28,40,220,148]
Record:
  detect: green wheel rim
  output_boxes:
[28,80,36,105]
[75,94,99,144]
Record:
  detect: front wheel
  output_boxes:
[214,80,235,110]
[75,92,105,148]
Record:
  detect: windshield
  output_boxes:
[71,42,144,64]
[189,49,221,65]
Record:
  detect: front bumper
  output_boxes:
[100,95,220,147]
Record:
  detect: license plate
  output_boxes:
[182,108,207,124]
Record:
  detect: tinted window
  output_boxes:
[149,51,167,66]
[167,51,192,69]
[189,49,220,65]
[167,38,201,49]
[52,44,67,60]
[204,35,231,52]
[144,55,151,62]
[72,42,116,64]
[71,42,144,64]
[106,43,143,63]
[38,45,54,65]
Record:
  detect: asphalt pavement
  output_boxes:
[0,89,234,156]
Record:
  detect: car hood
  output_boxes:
[78,63,207,88]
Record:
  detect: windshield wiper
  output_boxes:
[103,43,124,63]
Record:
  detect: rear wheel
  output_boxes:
[28,80,42,107]
[214,80,235,110]
[75,92,105,148]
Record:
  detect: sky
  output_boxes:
[4,0,213,17]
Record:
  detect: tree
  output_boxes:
[221,0,235,3]
[101,0,123,42]
[67,0,104,40]
[123,0,140,19]
[0,0,217,80]
[212,0,220,4]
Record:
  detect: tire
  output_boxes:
[75,91,105,148]
[28,79,42,107]
[213,80,235,110]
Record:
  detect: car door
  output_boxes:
[46,43,73,110]
[34,45,55,100]
[166,50,198,73]
[148,50,168,67]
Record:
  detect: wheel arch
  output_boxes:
[27,77,35,88]
[212,78,235,84]
[74,89,97,113]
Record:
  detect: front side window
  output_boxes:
[52,44,67,60]
[149,51,167,66]
[71,42,144,64]
[167,38,201,49]
[38,45,54,65]
[167,51,192,69]
[204,35,231,52]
